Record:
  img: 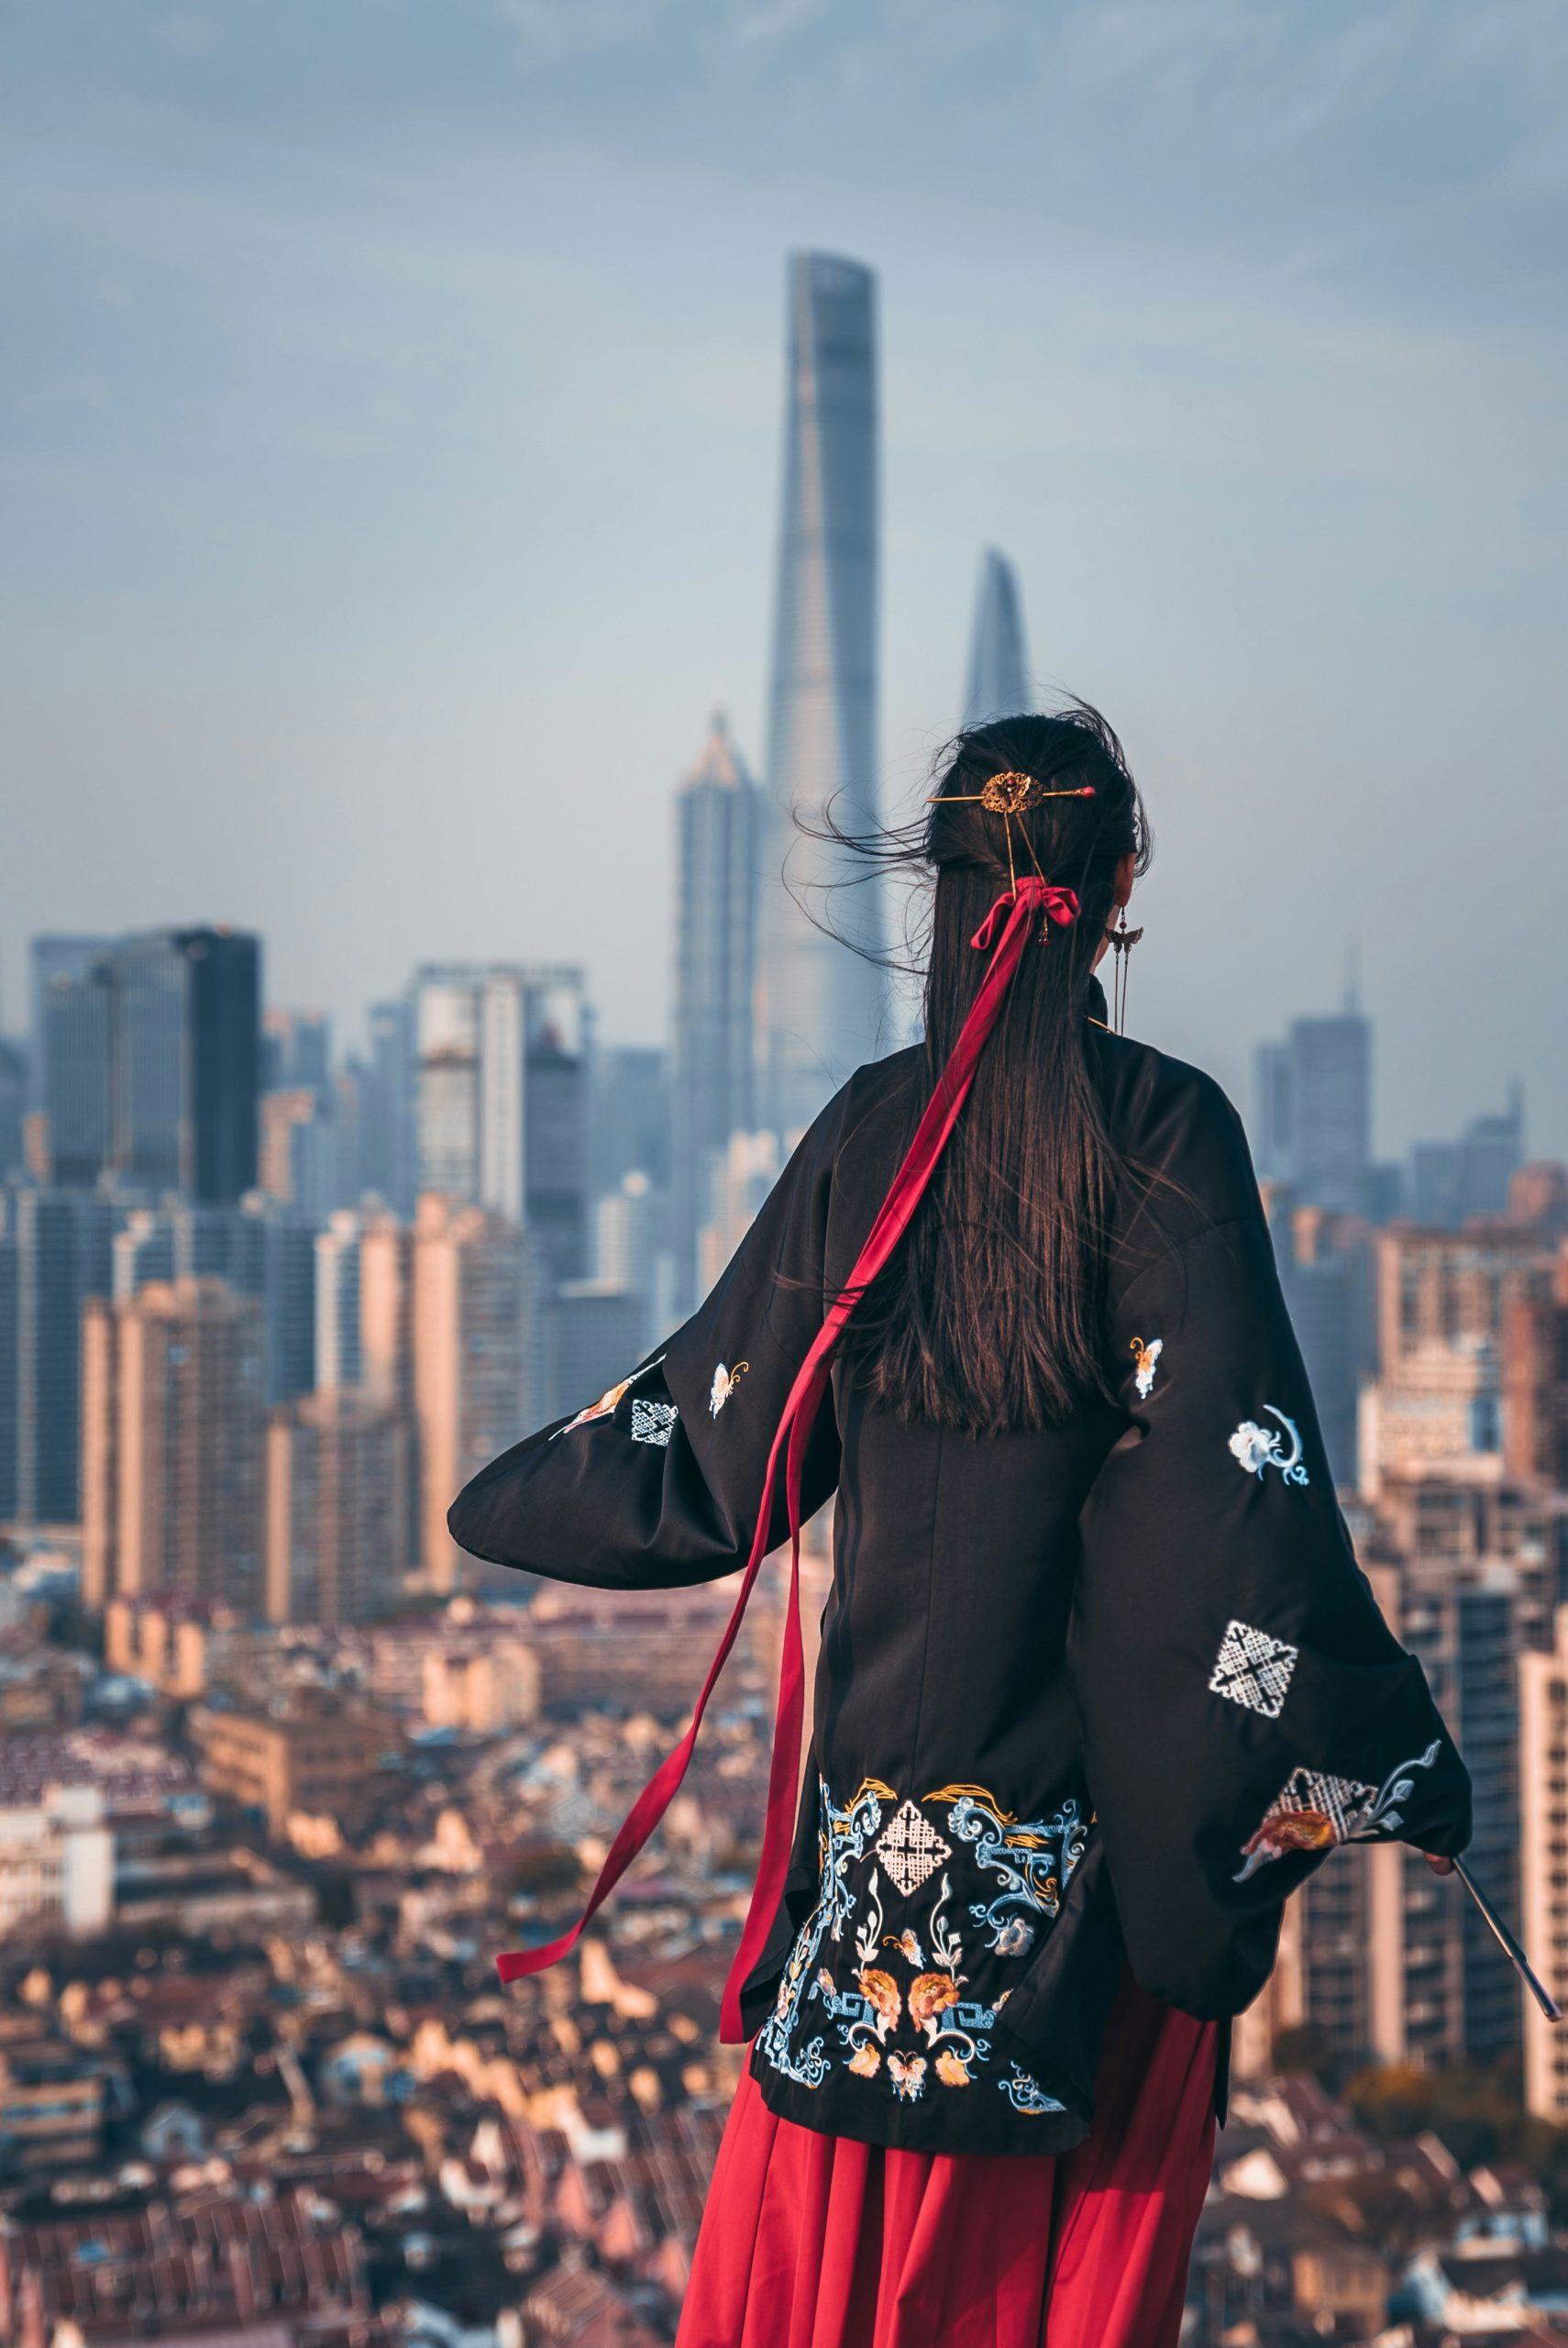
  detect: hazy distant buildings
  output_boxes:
[1409,1092,1526,1226]
[671,714,762,1305]
[82,1277,266,1615]
[105,929,262,1203]
[0,1185,116,1524]
[414,964,591,1284]
[962,548,1032,727]
[590,1045,670,1199]
[1255,1009,1373,1216]
[265,1390,408,1626]
[352,998,415,1214]
[755,252,886,1144]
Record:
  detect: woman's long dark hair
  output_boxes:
[842,705,1150,1438]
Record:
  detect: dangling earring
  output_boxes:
[1108,911,1143,1035]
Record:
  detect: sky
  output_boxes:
[3,0,1565,1156]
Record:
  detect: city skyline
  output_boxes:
[4,5,1563,1159]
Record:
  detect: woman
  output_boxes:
[449,709,1471,2348]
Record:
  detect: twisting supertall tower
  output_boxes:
[963,548,1032,728]
[754,253,885,1146]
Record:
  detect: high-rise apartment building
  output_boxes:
[755,252,885,1145]
[1520,1607,1568,2121]
[265,1390,407,1626]
[314,1210,364,1392]
[671,714,761,1306]
[413,964,591,1283]
[1505,1273,1568,1489]
[82,1277,267,1615]
[411,1196,538,1590]
[962,548,1032,728]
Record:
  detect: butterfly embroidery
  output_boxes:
[887,2050,927,2102]
[1130,1335,1163,1400]
[709,1359,749,1417]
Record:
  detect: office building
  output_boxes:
[755,252,886,1144]
[81,1278,267,1615]
[413,963,591,1283]
[1253,1010,1373,1216]
[590,1043,670,1196]
[671,714,761,1303]
[1408,1091,1526,1227]
[29,936,112,1180]
[0,1184,116,1525]
[962,548,1032,727]
[105,927,261,1202]
[349,996,415,1213]
[265,1389,408,1626]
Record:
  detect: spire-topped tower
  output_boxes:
[672,711,762,1308]
[754,252,885,1146]
[963,548,1032,729]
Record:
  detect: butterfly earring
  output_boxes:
[1108,910,1143,1035]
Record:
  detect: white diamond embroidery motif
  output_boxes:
[1208,1619,1299,1720]
[630,1398,677,1447]
[874,1801,952,1898]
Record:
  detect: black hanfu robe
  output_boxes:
[449,1015,1472,2159]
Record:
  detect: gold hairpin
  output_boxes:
[927,772,1097,815]
[927,772,1096,895]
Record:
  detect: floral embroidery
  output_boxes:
[755,1778,892,2088]
[1229,1405,1309,1487]
[1209,1620,1299,1720]
[1130,1335,1163,1400]
[760,1778,1088,2123]
[709,1359,749,1417]
[1235,1744,1443,1882]
[554,1357,666,1439]
[875,1800,952,1897]
[931,1784,1088,1959]
[630,1397,677,1446]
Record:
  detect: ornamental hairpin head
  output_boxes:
[932,771,1098,814]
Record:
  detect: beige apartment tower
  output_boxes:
[1520,1607,1568,2121]
[82,1278,266,1615]
[412,1195,536,1591]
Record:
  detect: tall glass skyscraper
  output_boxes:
[962,548,1032,728]
[671,713,761,1307]
[756,252,885,1146]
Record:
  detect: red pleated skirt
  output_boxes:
[677,1975,1218,2348]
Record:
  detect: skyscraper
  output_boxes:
[105,928,262,1203]
[1253,1010,1373,1216]
[1,1184,116,1524]
[671,713,762,1305]
[413,963,591,1282]
[37,954,113,1185]
[962,548,1032,728]
[755,252,885,1145]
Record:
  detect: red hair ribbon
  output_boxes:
[496,877,1070,2039]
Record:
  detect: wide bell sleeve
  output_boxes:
[447,1090,845,1592]
[1072,1195,1472,2021]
